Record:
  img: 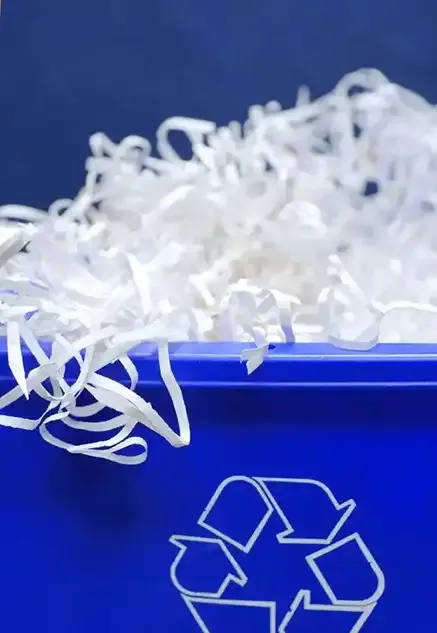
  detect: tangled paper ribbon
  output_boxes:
[1,69,437,462]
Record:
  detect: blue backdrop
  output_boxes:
[0,0,437,209]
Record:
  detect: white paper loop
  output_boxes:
[0,68,435,462]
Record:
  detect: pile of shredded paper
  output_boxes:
[1,68,437,463]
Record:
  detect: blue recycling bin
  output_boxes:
[0,341,434,632]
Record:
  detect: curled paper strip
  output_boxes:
[1,69,437,462]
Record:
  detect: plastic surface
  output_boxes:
[0,343,435,632]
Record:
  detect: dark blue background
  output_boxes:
[0,0,437,208]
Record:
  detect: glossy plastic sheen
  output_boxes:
[0,343,435,633]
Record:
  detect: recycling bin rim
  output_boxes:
[1,341,437,388]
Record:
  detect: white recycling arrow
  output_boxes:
[278,590,376,633]
[180,591,374,633]
[198,476,356,551]
[306,532,386,606]
[181,595,277,633]
[169,535,248,599]
[254,477,356,545]
[198,476,275,553]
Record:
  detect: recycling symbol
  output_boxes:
[169,476,385,632]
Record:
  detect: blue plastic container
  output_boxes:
[0,342,435,632]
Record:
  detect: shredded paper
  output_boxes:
[1,69,437,463]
